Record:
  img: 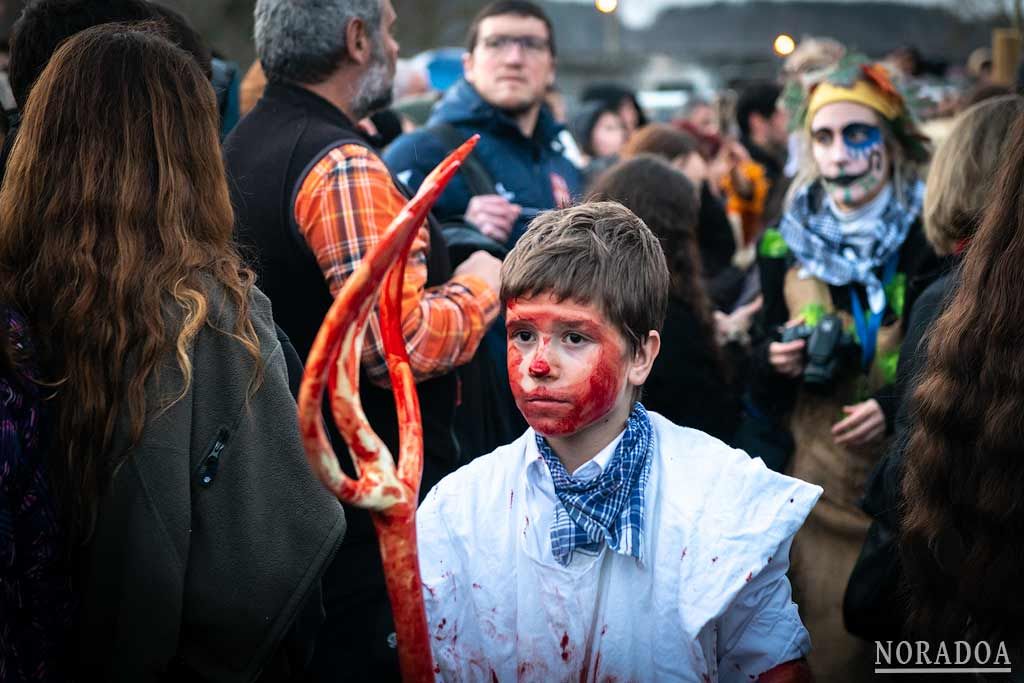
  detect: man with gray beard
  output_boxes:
[223,1,501,680]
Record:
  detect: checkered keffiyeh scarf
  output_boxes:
[779,178,924,313]
[535,403,653,567]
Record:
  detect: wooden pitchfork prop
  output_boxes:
[298,135,479,682]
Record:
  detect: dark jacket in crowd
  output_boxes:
[845,268,958,640]
[77,281,345,682]
[643,297,742,442]
[223,81,463,682]
[383,78,583,246]
[697,182,745,310]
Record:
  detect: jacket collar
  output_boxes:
[263,80,366,138]
[429,78,565,148]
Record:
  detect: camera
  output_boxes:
[780,314,859,389]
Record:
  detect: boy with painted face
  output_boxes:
[752,57,936,681]
[416,201,822,682]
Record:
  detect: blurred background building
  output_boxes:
[0,0,1005,115]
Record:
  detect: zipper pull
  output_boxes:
[198,429,229,487]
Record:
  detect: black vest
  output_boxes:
[224,83,459,540]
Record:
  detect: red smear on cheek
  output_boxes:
[507,343,525,401]
[563,342,622,433]
[507,300,625,438]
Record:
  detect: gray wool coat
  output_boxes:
[76,281,345,682]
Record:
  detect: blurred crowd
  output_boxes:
[3,0,1024,681]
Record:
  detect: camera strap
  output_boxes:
[849,253,900,371]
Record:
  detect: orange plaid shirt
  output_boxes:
[295,144,499,386]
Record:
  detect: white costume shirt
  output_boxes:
[416,412,823,682]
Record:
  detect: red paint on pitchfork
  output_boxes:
[297,135,479,682]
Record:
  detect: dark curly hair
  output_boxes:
[0,26,261,542]
[900,109,1024,644]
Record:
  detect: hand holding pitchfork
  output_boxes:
[298,136,479,682]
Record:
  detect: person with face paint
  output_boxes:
[416,202,822,682]
[750,56,937,682]
[384,0,582,464]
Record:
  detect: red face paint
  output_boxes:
[506,295,630,438]
[529,356,551,377]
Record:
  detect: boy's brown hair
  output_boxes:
[500,201,669,355]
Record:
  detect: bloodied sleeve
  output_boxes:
[715,535,811,682]
[417,483,481,681]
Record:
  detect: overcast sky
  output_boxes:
[552,0,951,28]
[558,0,673,27]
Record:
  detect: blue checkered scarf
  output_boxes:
[779,178,924,313]
[535,403,653,567]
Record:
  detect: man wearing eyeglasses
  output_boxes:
[385,0,581,249]
[384,0,583,461]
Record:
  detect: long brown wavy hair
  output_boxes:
[900,109,1024,644]
[0,24,260,543]
[587,155,722,369]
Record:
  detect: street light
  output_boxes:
[596,0,618,13]
[774,34,796,57]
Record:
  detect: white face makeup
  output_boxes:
[810,101,890,210]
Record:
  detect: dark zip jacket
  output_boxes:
[76,281,345,681]
[383,78,583,245]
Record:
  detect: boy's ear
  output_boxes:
[627,330,660,387]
